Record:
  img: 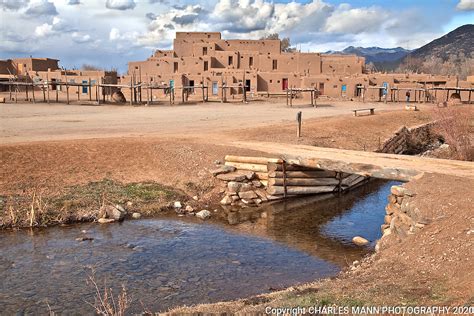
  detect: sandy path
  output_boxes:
[0,101,403,143]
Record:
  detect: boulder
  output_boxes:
[111,90,126,103]
[390,185,415,197]
[185,205,194,212]
[385,203,400,215]
[220,195,233,205]
[238,191,258,199]
[192,195,199,201]
[241,199,255,205]
[252,180,263,188]
[132,212,141,219]
[98,218,115,224]
[239,183,253,192]
[216,172,246,182]
[242,171,255,180]
[352,236,369,246]
[210,165,236,176]
[173,201,182,209]
[231,195,240,202]
[196,210,211,220]
[115,204,126,213]
[227,181,242,193]
[105,205,125,221]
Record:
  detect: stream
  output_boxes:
[0,180,399,314]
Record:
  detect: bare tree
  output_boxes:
[82,64,102,71]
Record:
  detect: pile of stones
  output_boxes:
[211,165,276,207]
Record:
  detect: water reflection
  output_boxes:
[214,180,400,266]
[0,180,396,314]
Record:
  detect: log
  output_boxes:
[260,180,268,187]
[269,170,337,178]
[267,185,336,195]
[224,161,267,172]
[341,174,366,187]
[268,177,340,186]
[225,155,282,165]
[254,172,269,180]
[267,163,322,172]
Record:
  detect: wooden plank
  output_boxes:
[267,185,336,195]
[267,162,321,172]
[224,161,268,172]
[269,170,337,178]
[268,177,340,186]
[231,141,474,181]
[225,155,282,164]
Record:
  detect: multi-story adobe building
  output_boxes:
[124,32,364,100]
[124,32,473,103]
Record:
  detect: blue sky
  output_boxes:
[1,0,472,73]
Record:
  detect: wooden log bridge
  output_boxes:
[229,142,474,182]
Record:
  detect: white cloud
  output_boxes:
[34,17,72,37]
[105,0,136,10]
[212,0,274,32]
[25,0,57,16]
[0,0,30,10]
[456,0,474,10]
[71,32,92,43]
[324,5,388,34]
[0,0,467,73]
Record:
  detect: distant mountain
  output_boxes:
[399,24,473,78]
[406,24,473,61]
[325,46,411,71]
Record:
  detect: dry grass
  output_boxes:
[86,272,132,316]
[1,179,184,229]
[432,106,474,161]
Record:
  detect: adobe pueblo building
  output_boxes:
[0,58,117,103]
[124,32,473,104]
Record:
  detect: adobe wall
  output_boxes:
[0,60,15,75]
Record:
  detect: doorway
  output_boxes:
[282,78,288,91]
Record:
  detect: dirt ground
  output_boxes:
[1,100,419,144]
[1,100,473,311]
[1,104,434,196]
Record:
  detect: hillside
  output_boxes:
[398,24,473,78]
[409,24,474,61]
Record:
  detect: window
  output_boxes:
[272,60,277,70]
[204,61,208,71]
[174,62,178,73]
[249,57,253,67]
[203,47,208,55]
[269,79,273,83]
[228,56,233,66]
